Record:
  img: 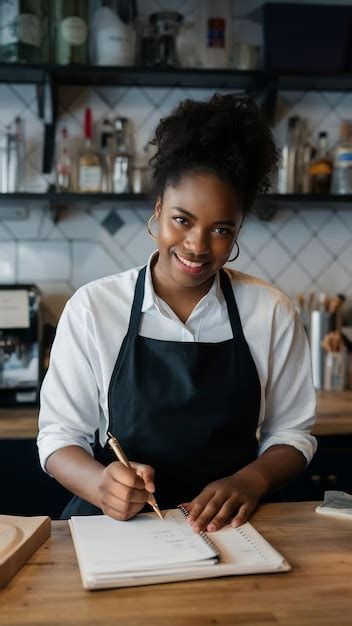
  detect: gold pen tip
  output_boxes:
[153,505,164,520]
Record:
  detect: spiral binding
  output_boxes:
[235,526,272,564]
[178,505,274,565]
[177,505,221,561]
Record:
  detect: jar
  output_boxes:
[149,11,183,67]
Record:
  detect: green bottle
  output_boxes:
[54,0,88,65]
[0,0,45,63]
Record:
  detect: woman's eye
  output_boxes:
[173,217,188,225]
[214,227,231,236]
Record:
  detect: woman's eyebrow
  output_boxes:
[170,206,237,226]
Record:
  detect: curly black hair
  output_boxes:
[148,93,279,214]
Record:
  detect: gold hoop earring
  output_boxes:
[147,214,157,240]
[228,241,240,262]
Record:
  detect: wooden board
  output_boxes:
[0,515,51,589]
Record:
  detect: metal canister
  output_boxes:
[310,310,330,389]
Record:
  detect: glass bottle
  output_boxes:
[331,121,352,194]
[277,116,300,194]
[109,117,132,193]
[77,108,104,193]
[54,0,88,65]
[309,131,332,195]
[99,117,114,192]
[0,0,43,63]
[55,127,72,192]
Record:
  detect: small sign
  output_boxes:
[0,290,29,329]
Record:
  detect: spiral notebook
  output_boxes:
[69,506,290,590]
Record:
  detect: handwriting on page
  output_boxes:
[75,509,217,575]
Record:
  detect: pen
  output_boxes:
[107,431,163,520]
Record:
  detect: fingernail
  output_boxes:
[193,525,200,533]
[207,523,217,532]
[148,483,155,492]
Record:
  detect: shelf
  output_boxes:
[1,193,351,222]
[1,63,352,91]
[0,192,149,204]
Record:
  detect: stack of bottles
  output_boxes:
[0,1,240,70]
[55,108,150,195]
[277,117,352,195]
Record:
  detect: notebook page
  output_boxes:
[211,522,285,568]
[70,509,217,575]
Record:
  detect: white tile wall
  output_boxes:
[0,0,351,317]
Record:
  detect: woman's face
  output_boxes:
[154,172,243,289]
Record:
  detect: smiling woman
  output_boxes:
[37,94,317,534]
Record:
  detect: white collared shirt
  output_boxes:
[37,253,317,472]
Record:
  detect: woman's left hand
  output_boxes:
[182,467,268,533]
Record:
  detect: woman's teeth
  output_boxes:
[176,254,206,268]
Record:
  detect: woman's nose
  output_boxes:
[184,230,210,256]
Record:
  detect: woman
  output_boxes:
[38,94,316,533]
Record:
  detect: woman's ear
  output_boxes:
[154,196,162,219]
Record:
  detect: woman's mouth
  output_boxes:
[173,253,210,274]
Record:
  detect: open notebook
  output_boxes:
[69,507,290,590]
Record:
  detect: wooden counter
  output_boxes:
[314,390,352,435]
[1,502,352,626]
[1,390,351,439]
[0,407,39,439]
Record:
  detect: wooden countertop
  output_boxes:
[1,502,352,626]
[0,390,351,439]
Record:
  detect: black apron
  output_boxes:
[61,267,261,518]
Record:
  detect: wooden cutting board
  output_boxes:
[0,515,51,589]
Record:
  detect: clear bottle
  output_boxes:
[109,118,132,193]
[55,127,72,192]
[99,118,114,192]
[0,0,43,63]
[277,116,300,194]
[309,131,332,195]
[331,121,352,194]
[77,109,104,193]
[54,0,88,65]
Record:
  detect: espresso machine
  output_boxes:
[0,285,41,406]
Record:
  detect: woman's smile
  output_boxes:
[173,252,211,275]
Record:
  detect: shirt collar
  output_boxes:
[141,252,226,313]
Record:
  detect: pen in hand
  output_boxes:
[107,431,163,520]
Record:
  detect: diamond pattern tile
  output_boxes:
[0,0,351,308]
[101,210,124,236]
[297,238,332,279]
[318,214,352,255]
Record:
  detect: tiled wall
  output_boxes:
[0,0,352,321]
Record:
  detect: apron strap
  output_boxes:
[219,269,243,341]
[127,266,147,337]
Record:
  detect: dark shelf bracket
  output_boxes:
[36,72,57,174]
[257,77,279,127]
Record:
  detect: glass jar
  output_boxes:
[149,11,183,67]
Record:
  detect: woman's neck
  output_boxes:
[151,255,215,322]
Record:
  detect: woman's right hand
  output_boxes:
[98,461,156,521]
